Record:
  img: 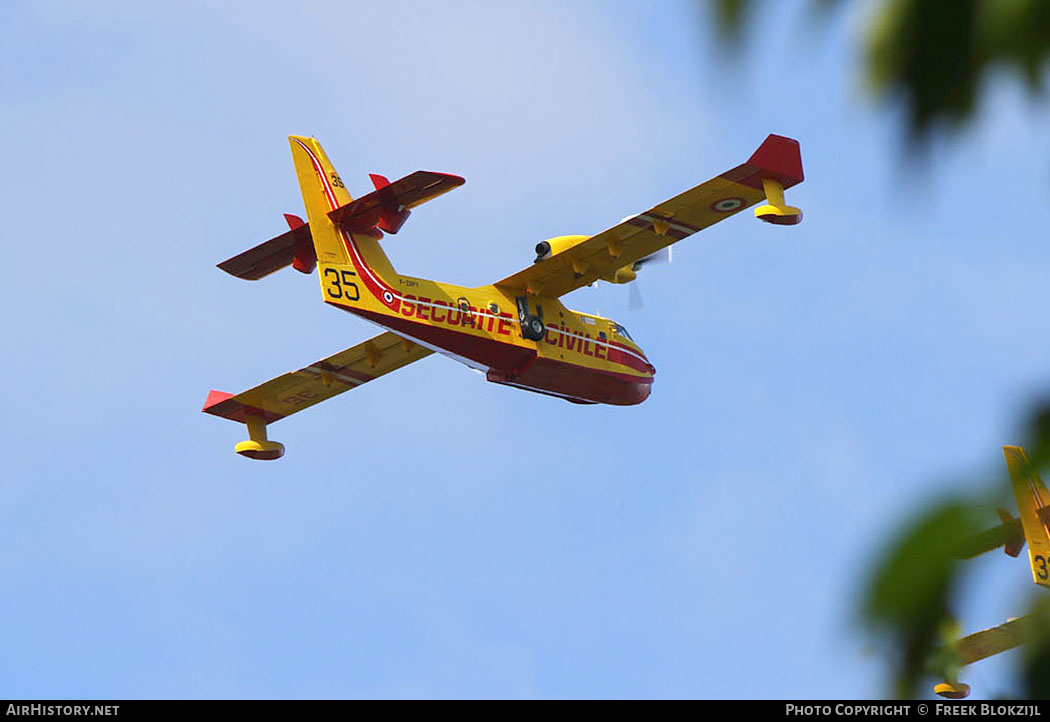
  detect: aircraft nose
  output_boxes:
[633,380,652,404]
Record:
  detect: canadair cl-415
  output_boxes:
[203,134,804,459]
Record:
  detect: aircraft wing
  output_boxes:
[203,331,432,425]
[494,134,803,299]
[954,616,1029,666]
[217,215,314,280]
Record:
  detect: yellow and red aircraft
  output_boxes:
[203,134,804,459]
[934,445,1050,698]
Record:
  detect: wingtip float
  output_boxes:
[204,133,804,460]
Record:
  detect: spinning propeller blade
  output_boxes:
[628,282,643,311]
[626,247,672,310]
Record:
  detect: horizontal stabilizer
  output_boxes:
[217,214,316,280]
[328,170,464,235]
[954,512,1025,559]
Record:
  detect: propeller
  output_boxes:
[626,247,673,310]
[634,246,673,270]
[628,282,643,311]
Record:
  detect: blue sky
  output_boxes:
[3,0,1050,699]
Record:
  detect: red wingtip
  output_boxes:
[203,389,235,412]
[747,134,804,187]
[369,173,390,190]
[283,213,305,230]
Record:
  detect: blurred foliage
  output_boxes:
[858,406,1050,698]
[860,499,986,697]
[1022,596,1050,698]
[706,0,1050,698]
[708,0,1050,143]
[710,0,748,44]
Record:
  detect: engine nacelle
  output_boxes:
[534,235,590,263]
[601,265,637,284]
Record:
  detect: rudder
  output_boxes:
[1004,445,1050,588]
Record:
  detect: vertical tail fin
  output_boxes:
[287,136,399,299]
[288,135,353,266]
[1004,445,1050,588]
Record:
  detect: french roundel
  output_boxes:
[711,197,744,213]
[383,291,394,304]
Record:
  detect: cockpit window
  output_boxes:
[610,322,633,341]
